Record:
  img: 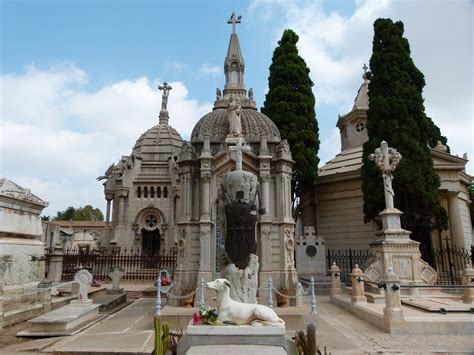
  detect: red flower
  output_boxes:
[192,312,202,325]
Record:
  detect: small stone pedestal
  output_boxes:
[178,323,294,355]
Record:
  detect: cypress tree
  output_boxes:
[361,19,448,248]
[261,29,319,210]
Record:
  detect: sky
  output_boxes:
[1,0,473,217]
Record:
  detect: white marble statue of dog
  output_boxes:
[206,278,285,326]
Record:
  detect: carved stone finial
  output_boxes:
[369,141,402,209]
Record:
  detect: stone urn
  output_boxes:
[182,289,195,308]
[276,289,289,307]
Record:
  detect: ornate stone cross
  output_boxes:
[368,141,402,210]
[158,82,172,110]
[229,138,250,171]
[227,12,242,34]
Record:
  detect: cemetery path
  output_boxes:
[1,292,473,354]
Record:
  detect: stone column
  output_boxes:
[105,193,114,224]
[462,265,474,304]
[383,267,404,330]
[330,262,342,297]
[117,190,128,227]
[447,193,465,248]
[351,264,366,304]
[47,246,64,283]
[197,137,213,289]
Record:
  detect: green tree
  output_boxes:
[54,205,104,221]
[261,29,319,213]
[361,19,448,246]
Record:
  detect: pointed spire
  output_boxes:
[353,64,369,110]
[223,12,246,100]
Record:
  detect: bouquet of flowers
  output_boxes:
[192,305,219,325]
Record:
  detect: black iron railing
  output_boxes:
[45,247,177,282]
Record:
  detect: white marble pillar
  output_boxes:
[448,193,465,248]
[105,200,112,224]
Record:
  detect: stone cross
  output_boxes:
[109,266,125,291]
[229,138,250,171]
[74,269,93,302]
[369,141,402,210]
[227,12,242,34]
[158,82,172,110]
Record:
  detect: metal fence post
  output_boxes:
[155,276,162,317]
[268,277,273,308]
[199,277,205,307]
[310,276,317,316]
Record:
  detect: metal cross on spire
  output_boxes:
[227,12,242,34]
[158,82,172,110]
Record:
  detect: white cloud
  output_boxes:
[199,63,222,77]
[249,0,473,174]
[0,64,212,215]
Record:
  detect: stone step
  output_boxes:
[4,302,46,327]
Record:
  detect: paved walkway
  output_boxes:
[2,295,473,354]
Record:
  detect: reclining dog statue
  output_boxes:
[206,278,285,326]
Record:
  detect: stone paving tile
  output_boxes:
[316,295,474,353]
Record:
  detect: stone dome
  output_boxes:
[191,108,281,144]
[133,123,183,159]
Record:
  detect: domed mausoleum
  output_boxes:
[100,84,183,257]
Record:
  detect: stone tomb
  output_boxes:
[178,322,293,355]
[0,179,50,327]
[18,270,103,337]
[295,226,326,277]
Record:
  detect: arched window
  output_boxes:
[157,186,162,198]
[150,186,155,198]
[163,187,168,198]
[144,186,148,198]
[137,186,141,198]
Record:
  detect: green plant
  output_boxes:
[154,318,171,355]
[262,29,319,215]
[295,323,330,355]
[361,18,448,244]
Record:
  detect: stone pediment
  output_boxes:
[0,178,48,207]
[430,148,468,170]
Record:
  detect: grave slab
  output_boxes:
[17,303,104,337]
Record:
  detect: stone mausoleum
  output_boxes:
[100,14,298,301]
[300,69,473,257]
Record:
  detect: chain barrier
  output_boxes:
[163,285,197,300]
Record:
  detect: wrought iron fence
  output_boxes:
[326,248,373,284]
[46,247,177,282]
[326,244,472,286]
[430,245,472,285]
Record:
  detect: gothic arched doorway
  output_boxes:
[142,228,160,257]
